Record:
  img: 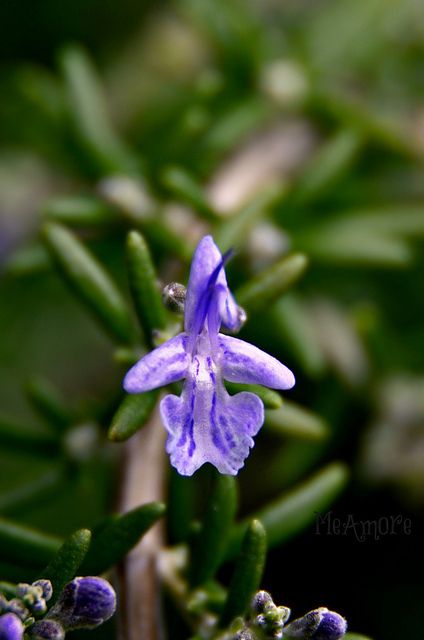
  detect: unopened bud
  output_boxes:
[284,608,347,640]
[27,620,65,640]
[0,613,24,640]
[48,577,116,630]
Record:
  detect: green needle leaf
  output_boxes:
[0,417,59,455]
[286,128,363,210]
[190,475,237,588]
[300,228,413,268]
[226,382,282,409]
[26,376,74,432]
[43,222,135,344]
[271,295,326,378]
[161,166,217,221]
[5,244,51,277]
[214,184,287,252]
[235,253,308,313]
[126,230,167,344]
[0,582,17,599]
[43,195,119,227]
[220,519,267,627]
[0,519,61,568]
[42,529,91,603]
[80,502,166,575]
[0,468,66,515]
[59,45,138,176]
[265,401,328,440]
[227,463,349,558]
[108,391,159,442]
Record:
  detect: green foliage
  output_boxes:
[108,391,159,442]
[80,502,166,574]
[236,254,308,313]
[227,463,349,557]
[42,528,91,603]
[220,520,267,627]
[0,520,61,568]
[189,475,237,587]
[43,221,135,343]
[126,230,167,344]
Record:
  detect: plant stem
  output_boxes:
[117,403,166,640]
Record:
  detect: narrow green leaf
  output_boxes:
[59,45,137,175]
[344,634,374,640]
[43,195,119,227]
[126,230,167,344]
[265,401,328,441]
[202,99,270,159]
[161,166,216,221]
[220,519,267,627]
[271,295,326,377]
[0,416,59,455]
[0,519,61,568]
[214,184,285,251]
[43,222,135,343]
[190,475,237,587]
[5,244,51,277]
[80,502,166,575]
[300,228,412,268]
[0,582,16,598]
[142,219,193,262]
[235,253,308,313]
[226,382,282,409]
[42,529,91,603]
[26,377,74,432]
[0,468,66,515]
[312,88,420,160]
[306,207,424,239]
[108,391,159,442]
[227,463,349,558]
[187,581,226,616]
[287,128,363,209]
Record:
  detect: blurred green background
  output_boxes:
[1,1,424,639]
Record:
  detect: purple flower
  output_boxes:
[0,613,24,640]
[47,577,116,631]
[124,235,295,476]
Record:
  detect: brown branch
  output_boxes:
[117,403,167,640]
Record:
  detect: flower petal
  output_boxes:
[184,235,222,335]
[219,334,295,390]
[123,333,189,393]
[160,358,264,475]
[184,235,240,336]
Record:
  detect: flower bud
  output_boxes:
[250,591,290,638]
[27,620,65,640]
[32,581,53,603]
[16,581,52,617]
[3,601,28,622]
[284,607,347,640]
[48,577,116,630]
[0,613,24,640]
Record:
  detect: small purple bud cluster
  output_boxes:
[228,592,347,640]
[251,590,290,639]
[0,577,116,640]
